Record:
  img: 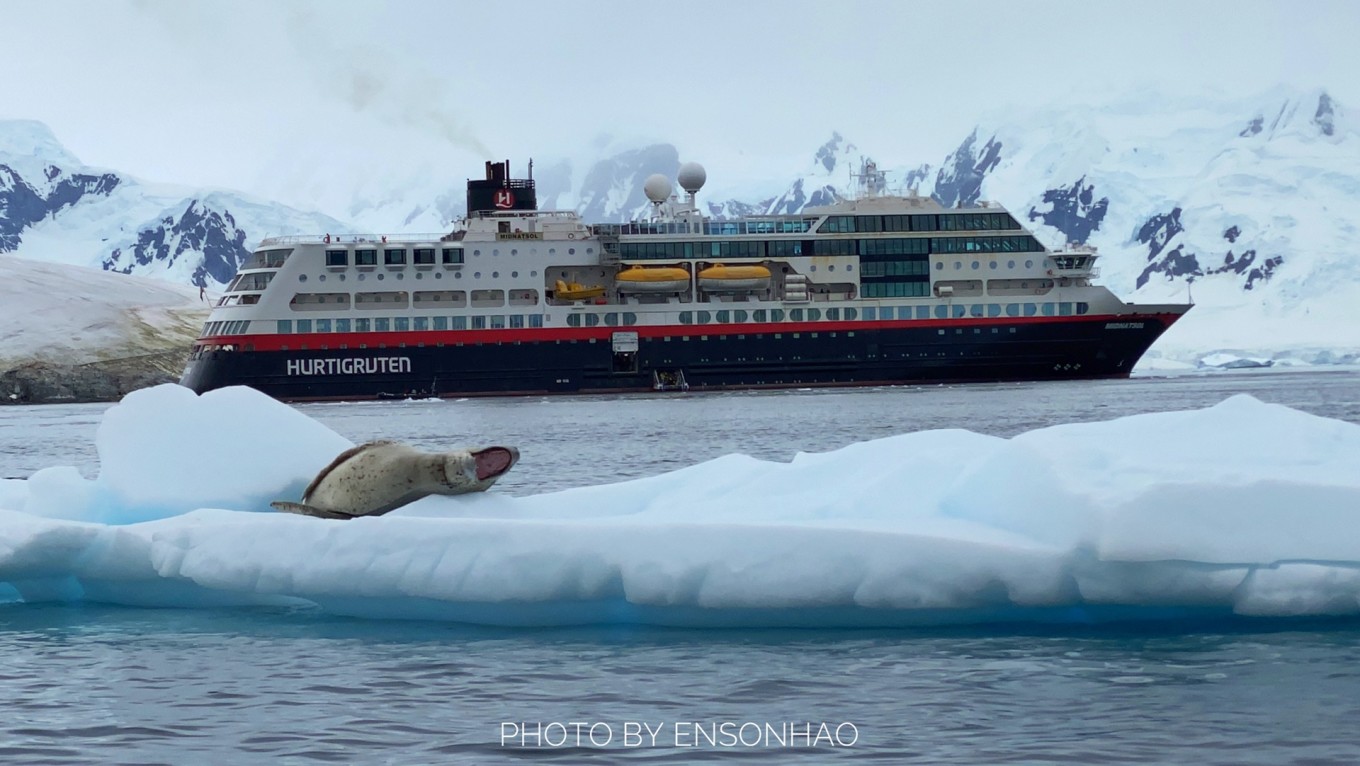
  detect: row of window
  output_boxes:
[244,248,292,269]
[278,314,548,334]
[594,220,819,237]
[931,236,1041,254]
[666,301,1089,324]
[209,300,1095,339]
[228,272,275,292]
[860,260,931,277]
[203,320,251,336]
[821,212,1022,234]
[290,289,540,310]
[616,235,1042,261]
[861,282,933,298]
[325,247,465,267]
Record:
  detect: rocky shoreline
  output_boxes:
[1,350,191,405]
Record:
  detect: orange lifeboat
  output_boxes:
[616,265,689,293]
[554,279,605,301]
[697,264,771,292]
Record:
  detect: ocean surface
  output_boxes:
[3,369,1360,764]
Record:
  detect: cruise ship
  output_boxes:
[179,159,1190,400]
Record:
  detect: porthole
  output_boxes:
[493,249,499,256]
[1008,260,1016,268]
[829,265,836,271]
[531,270,538,276]
[455,272,462,279]
[474,272,481,278]
[435,272,443,279]
[1026,260,1034,268]
[954,262,962,270]
[810,265,817,272]
[569,248,576,255]
[847,264,854,271]
[377,273,385,280]
[357,273,366,281]
[586,247,594,254]
[474,249,481,256]
[415,272,423,279]
[971,261,980,270]
[492,271,499,278]
[935,262,944,270]
[989,261,998,269]
[299,274,308,282]
[338,274,346,281]
[511,249,518,255]
[512,271,518,277]
[396,273,404,280]
[318,274,326,282]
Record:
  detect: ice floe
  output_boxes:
[2,384,1359,627]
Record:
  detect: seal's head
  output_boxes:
[444,446,519,492]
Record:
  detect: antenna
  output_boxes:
[850,157,887,199]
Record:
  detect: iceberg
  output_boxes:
[2,384,1359,627]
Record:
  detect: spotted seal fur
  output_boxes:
[270,440,519,519]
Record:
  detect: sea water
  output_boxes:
[2,370,1359,764]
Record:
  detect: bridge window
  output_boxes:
[277,320,292,334]
[442,248,464,264]
[355,249,378,266]
[413,248,435,265]
[325,249,348,267]
[336,318,350,332]
[819,216,856,233]
[375,317,391,331]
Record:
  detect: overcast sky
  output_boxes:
[3,0,1356,205]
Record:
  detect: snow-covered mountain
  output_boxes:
[893,87,1360,365]
[3,86,1358,367]
[0,120,351,289]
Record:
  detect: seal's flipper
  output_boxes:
[270,501,355,520]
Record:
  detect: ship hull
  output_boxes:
[179,313,1181,401]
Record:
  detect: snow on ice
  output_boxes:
[2,384,1360,627]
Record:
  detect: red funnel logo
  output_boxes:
[494,189,516,209]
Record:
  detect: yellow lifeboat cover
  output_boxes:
[697,264,771,280]
[617,266,690,282]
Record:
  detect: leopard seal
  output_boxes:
[270,440,519,519]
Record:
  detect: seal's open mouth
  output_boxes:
[472,447,517,480]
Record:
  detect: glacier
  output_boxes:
[3,384,1360,627]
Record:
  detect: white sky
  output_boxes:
[3,0,1357,207]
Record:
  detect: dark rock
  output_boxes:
[1,350,190,405]
[1027,176,1109,244]
[932,129,1002,209]
[1314,92,1336,136]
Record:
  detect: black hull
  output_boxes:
[180,315,1179,401]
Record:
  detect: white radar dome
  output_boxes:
[678,162,707,194]
[643,174,673,203]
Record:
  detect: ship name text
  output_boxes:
[496,232,543,240]
[286,357,413,376]
[1103,322,1146,330]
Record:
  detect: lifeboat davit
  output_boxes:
[697,264,771,293]
[616,265,689,293]
[554,279,606,301]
